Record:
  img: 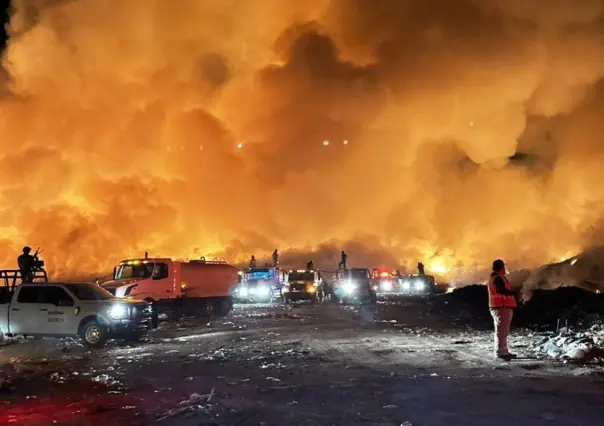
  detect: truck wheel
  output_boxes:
[151,306,159,328]
[80,320,108,349]
[145,299,159,328]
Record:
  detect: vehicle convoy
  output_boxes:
[0,279,154,348]
[399,274,439,294]
[101,256,238,318]
[283,269,322,303]
[331,268,377,304]
[371,269,402,294]
[233,266,287,303]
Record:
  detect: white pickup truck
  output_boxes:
[0,282,155,348]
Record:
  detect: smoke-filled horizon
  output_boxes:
[1,0,604,283]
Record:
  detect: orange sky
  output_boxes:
[1,0,604,282]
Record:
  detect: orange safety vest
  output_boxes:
[487,273,517,309]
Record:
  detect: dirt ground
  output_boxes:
[1,296,604,426]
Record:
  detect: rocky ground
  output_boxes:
[1,295,604,426]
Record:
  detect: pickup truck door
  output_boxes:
[11,286,76,335]
[7,286,41,334]
[0,288,11,335]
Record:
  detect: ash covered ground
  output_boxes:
[2,296,604,426]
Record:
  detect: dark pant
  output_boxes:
[21,269,34,283]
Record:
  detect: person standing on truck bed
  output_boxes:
[338,251,348,269]
[417,262,425,275]
[249,255,257,268]
[17,246,35,283]
[272,249,279,266]
[307,260,314,270]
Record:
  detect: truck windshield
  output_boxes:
[246,268,274,281]
[289,272,314,282]
[343,269,368,280]
[115,263,154,280]
[64,284,113,300]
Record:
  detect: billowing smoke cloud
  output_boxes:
[1,0,604,282]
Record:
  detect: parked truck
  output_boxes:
[331,268,377,304]
[233,266,287,303]
[101,256,238,318]
[283,269,322,304]
[0,279,154,348]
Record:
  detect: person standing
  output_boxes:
[17,246,35,283]
[338,251,348,269]
[272,249,279,266]
[488,259,517,360]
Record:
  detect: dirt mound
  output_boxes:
[427,285,491,329]
[515,287,604,329]
[429,285,604,331]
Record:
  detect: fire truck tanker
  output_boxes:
[101,256,237,318]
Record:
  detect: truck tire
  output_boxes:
[80,319,108,349]
[213,298,231,317]
[145,299,159,328]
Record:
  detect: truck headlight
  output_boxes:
[282,286,289,293]
[415,280,425,290]
[109,304,128,320]
[402,280,410,290]
[256,285,270,297]
[307,286,316,293]
[343,281,356,294]
[382,281,392,291]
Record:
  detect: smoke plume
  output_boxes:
[2,0,604,282]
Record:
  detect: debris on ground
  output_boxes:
[92,374,120,386]
[156,388,216,422]
[535,325,604,362]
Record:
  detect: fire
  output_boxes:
[429,262,450,276]
[1,1,604,281]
